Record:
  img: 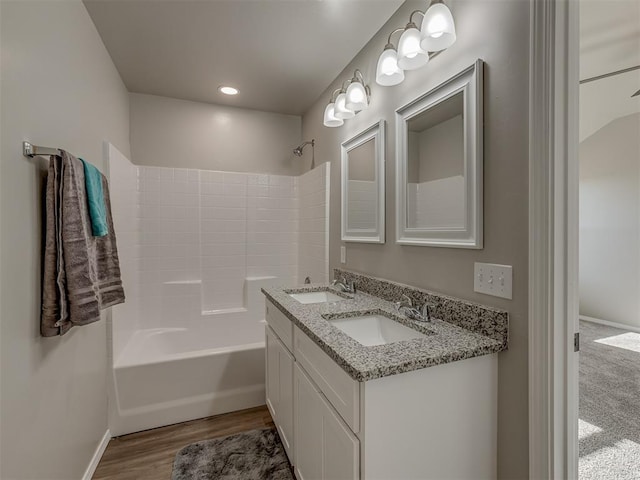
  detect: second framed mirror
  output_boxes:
[396,60,483,248]
[341,120,386,243]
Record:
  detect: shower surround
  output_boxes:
[137,167,300,321]
[107,145,329,435]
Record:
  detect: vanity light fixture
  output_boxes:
[420,1,457,51]
[376,28,406,86]
[397,14,430,70]
[345,70,371,111]
[323,99,344,127]
[323,71,371,128]
[375,0,456,87]
[334,91,355,120]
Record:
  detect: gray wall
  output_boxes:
[418,115,464,182]
[407,115,464,183]
[579,113,640,328]
[0,1,131,478]
[130,93,302,175]
[300,1,530,478]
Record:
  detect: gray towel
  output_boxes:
[41,151,125,337]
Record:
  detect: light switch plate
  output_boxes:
[474,263,513,299]
[340,246,346,264]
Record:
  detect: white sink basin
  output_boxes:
[330,314,428,346]
[289,291,345,304]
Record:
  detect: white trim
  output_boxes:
[395,60,483,249]
[341,120,386,244]
[528,0,579,479]
[579,315,640,334]
[324,162,331,282]
[82,429,111,480]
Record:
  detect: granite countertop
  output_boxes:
[262,284,506,382]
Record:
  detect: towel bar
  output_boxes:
[23,141,62,158]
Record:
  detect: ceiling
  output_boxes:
[580,0,640,140]
[83,0,404,116]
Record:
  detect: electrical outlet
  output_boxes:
[474,263,513,299]
[340,246,346,264]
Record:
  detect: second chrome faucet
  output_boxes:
[332,277,356,294]
[395,294,435,322]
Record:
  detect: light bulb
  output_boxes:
[218,86,239,95]
[376,48,405,86]
[420,3,456,52]
[323,103,343,127]
[345,81,368,111]
[334,92,355,119]
[397,25,429,70]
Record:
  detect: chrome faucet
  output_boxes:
[395,294,435,322]
[332,276,356,294]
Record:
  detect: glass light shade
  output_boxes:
[323,102,343,127]
[334,92,355,119]
[420,3,456,52]
[397,26,429,70]
[375,48,405,86]
[345,81,368,111]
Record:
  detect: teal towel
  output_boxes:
[80,159,108,237]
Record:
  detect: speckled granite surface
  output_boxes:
[262,274,508,382]
[335,269,509,348]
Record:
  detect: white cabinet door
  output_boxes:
[294,362,323,480]
[266,326,295,462]
[266,326,278,419]
[294,363,359,480]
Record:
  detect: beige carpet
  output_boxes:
[579,320,640,480]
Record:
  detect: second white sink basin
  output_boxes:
[329,314,428,346]
[289,291,345,304]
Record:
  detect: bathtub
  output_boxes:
[109,312,266,436]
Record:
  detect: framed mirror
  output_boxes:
[341,120,385,243]
[396,60,483,248]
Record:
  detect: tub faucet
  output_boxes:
[395,294,435,322]
[332,277,356,294]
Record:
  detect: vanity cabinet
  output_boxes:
[265,298,498,480]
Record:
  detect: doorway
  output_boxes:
[529,0,640,476]
[578,2,640,478]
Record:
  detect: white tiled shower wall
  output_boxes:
[298,163,330,284]
[107,145,140,361]
[407,175,465,229]
[109,158,329,334]
[346,180,377,230]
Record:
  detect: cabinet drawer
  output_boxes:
[266,299,293,352]
[294,325,360,433]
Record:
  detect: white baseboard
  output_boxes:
[579,315,640,334]
[82,429,111,480]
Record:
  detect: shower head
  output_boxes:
[293,139,315,156]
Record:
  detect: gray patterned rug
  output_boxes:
[171,428,293,480]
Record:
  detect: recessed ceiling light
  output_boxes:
[219,86,239,96]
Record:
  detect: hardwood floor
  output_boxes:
[93,406,275,480]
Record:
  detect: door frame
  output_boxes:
[528,0,580,478]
